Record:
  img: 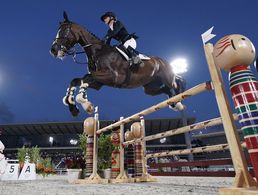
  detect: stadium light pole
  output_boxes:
[170,58,193,161]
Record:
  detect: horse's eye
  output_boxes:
[241,38,246,40]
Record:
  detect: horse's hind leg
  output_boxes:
[157,59,186,96]
[160,59,187,109]
[174,75,186,95]
[158,62,186,110]
[143,77,165,96]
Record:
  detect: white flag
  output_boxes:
[95,106,98,113]
[201,26,216,45]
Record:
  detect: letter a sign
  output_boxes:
[18,163,36,180]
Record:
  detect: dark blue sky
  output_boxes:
[0,0,258,124]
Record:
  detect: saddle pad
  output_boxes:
[115,47,151,60]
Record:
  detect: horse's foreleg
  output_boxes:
[63,78,81,117]
[75,82,94,114]
[75,74,103,114]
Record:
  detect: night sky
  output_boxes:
[0,0,258,124]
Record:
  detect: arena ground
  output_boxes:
[0,175,233,195]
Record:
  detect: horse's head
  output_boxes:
[50,12,79,59]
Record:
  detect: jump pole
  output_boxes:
[145,142,247,159]
[97,82,211,134]
[123,114,238,146]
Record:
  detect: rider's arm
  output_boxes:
[108,20,124,37]
[103,30,112,45]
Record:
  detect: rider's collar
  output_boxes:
[109,22,114,30]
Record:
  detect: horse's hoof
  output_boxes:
[176,102,185,111]
[169,102,185,111]
[69,105,80,117]
[82,101,94,114]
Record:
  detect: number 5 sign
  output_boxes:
[1,163,19,180]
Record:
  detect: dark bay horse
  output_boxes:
[50,12,186,116]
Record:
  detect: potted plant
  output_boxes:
[97,134,115,178]
[37,157,55,178]
[78,133,87,155]
[17,146,29,169]
[65,156,85,183]
[78,133,88,178]
[29,146,41,164]
[77,133,114,179]
[17,146,55,178]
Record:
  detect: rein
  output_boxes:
[66,42,104,64]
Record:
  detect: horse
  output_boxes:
[50,12,186,116]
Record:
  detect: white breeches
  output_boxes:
[123,38,137,49]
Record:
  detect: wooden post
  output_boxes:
[140,116,147,175]
[75,108,108,184]
[111,117,132,183]
[137,116,156,182]
[91,111,99,177]
[204,43,257,188]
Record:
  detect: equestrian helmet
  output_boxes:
[101,12,116,22]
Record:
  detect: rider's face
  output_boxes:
[104,16,113,25]
[104,16,111,24]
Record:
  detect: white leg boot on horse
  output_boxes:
[62,86,76,106]
[76,83,94,114]
[62,86,80,116]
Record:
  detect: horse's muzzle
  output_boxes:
[50,43,59,57]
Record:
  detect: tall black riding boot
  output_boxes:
[127,46,142,68]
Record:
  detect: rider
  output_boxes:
[0,140,7,177]
[100,11,142,69]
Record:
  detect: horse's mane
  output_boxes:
[84,27,101,41]
[61,21,102,42]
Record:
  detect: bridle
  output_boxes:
[54,22,102,64]
[54,23,79,53]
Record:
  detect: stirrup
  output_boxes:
[132,56,142,65]
[128,59,133,66]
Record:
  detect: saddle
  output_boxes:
[115,46,150,61]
